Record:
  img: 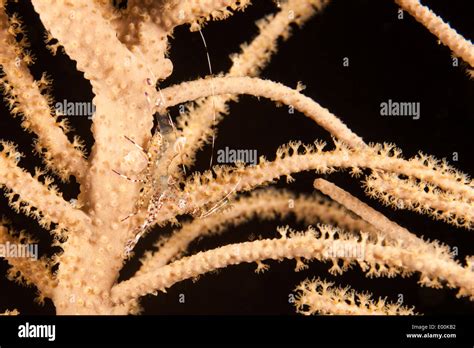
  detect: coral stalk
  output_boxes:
[395,0,474,68]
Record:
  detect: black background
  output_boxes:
[0,0,473,316]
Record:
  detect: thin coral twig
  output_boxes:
[127,0,251,32]
[158,76,366,148]
[111,225,474,304]
[395,0,474,68]
[295,277,416,315]
[173,0,331,172]
[0,143,91,233]
[363,172,473,230]
[314,178,429,247]
[135,188,376,274]
[0,223,57,301]
[172,142,472,227]
[0,7,87,181]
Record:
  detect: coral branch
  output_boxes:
[395,0,474,68]
[174,0,331,171]
[136,188,376,275]
[159,76,366,148]
[173,142,472,226]
[314,178,428,247]
[364,172,474,230]
[229,0,330,77]
[0,223,57,301]
[103,0,172,79]
[0,0,470,316]
[0,142,91,233]
[31,0,167,89]
[127,0,251,32]
[0,7,87,181]
[295,278,416,315]
[112,227,323,303]
[28,0,175,315]
[0,309,19,315]
[30,0,162,181]
[112,225,474,304]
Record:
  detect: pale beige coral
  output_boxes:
[314,178,438,247]
[136,188,377,275]
[0,9,87,181]
[0,222,56,302]
[0,308,19,315]
[0,142,91,232]
[0,0,472,315]
[395,0,474,68]
[363,172,474,229]
[158,76,366,148]
[111,225,474,304]
[171,141,472,228]
[295,278,416,315]
[173,0,331,172]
